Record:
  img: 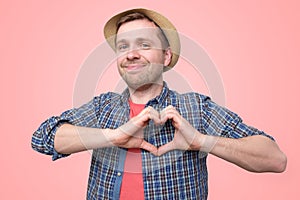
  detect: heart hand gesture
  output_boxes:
[111,106,161,155]
[110,105,207,156]
[157,105,204,156]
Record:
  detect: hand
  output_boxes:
[157,105,204,156]
[110,106,161,155]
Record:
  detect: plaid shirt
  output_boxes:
[32,82,273,199]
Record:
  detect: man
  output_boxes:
[32,8,287,199]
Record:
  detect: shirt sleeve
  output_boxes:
[200,96,274,140]
[31,95,103,161]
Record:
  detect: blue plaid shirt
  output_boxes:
[32,82,273,199]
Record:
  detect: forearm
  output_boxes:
[54,124,114,154]
[202,135,287,173]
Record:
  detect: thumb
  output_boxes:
[140,140,158,155]
[157,141,175,156]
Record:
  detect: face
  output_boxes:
[116,19,172,90]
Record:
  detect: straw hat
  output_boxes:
[103,8,181,71]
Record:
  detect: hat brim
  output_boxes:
[103,8,180,72]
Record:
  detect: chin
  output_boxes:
[126,81,147,90]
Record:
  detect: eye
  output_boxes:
[140,42,151,50]
[117,44,129,52]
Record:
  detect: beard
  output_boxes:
[119,62,164,90]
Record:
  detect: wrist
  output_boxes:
[199,135,218,153]
[101,128,117,147]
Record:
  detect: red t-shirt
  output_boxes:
[119,100,145,199]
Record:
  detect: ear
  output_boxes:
[163,47,172,67]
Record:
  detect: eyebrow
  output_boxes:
[116,39,127,45]
[116,37,155,45]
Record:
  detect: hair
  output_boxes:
[116,12,170,49]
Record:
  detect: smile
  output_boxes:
[124,64,146,72]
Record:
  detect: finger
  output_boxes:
[139,106,161,125]
[160,105,177,119]
[119,120,142,136]
[160,108,182,127]
[129,107,154,128]
[148,107,162,125]
[157,141,175,156]
[140,140,158,155]
[118,107,161,136]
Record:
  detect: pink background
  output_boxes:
[1,0,299,199]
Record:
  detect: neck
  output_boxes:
[128,82,163,104]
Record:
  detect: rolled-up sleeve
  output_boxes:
[32,116,70,160]
[31,95,104,161]
[200,96,274,141]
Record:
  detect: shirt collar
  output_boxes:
[120,81,169,105]
[153,81,169,105]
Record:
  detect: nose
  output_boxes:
[127,48,140,60]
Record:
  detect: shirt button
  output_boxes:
[117,172,122,177]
